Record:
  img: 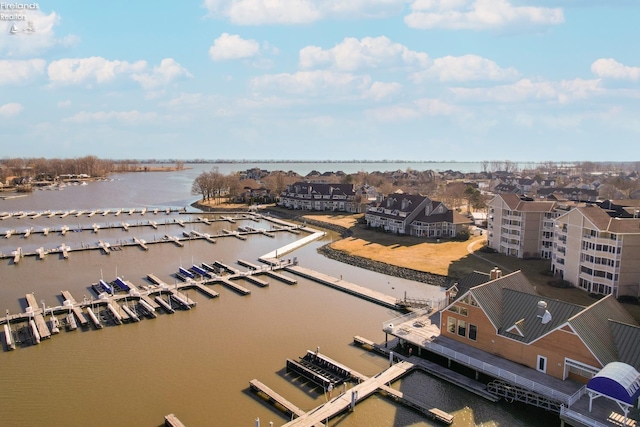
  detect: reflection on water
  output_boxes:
[0,167,557,426]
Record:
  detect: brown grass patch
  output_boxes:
[297,211,640,320]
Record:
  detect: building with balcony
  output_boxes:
[365,194,471,237]
[487,194,568,259]
[552,204,640,298]
[279,182,358,213]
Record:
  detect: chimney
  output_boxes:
[490,267,502,280]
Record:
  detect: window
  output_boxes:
[447,317,456,334]
[457,320,466,337]
[459,307,469,316]
[537,355,547,373]
[468,324,477,341]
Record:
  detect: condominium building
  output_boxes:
[487,194,565,259]
[552,205,640,298]
[279,182,358,213]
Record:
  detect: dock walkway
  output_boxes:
[286,266,400,310]
[282,361,415,427]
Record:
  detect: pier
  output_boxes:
[133,237,148,250]
[25,293,51,341]
[215,278,251,295]
[60,291,89,327]
[286,266,400,309]
[248,380,324,427]
[237,259,261,270]
[264,270,297,285]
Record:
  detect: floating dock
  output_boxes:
[286,266,399,309]
[25,293,51,341]
[60,291,89,327]
[264,270,297,285]
[216,278,251,295]
[243,275,269,288]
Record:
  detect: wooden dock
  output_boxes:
[243,275,269,288]
[25,293,51,340]
[237,259,261,270]
[264,270,297,285]
[133,237,148,250]
[185,282,219,298]
[164,413,186,427]
[282,361,415,427]
[216,278,251,295]
[60,291,89,327]
[98,240,111,254]
[286,266,399,310]
[249,380,324,426]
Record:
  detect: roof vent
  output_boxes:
[536,301,552,324]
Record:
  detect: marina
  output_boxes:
[0,166,583,427]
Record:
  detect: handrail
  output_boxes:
[422,340,573,403]
[560,406,609,427]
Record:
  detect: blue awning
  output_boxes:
[587,362,640,405]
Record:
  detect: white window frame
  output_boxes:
[537,355,547,374]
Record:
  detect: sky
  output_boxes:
[0,0,639,162]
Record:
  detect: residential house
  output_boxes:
[441,269,640,382]
[552,204,640,298]
[365,194,471,238]
[537,187,598,202]
[278,182,358,213]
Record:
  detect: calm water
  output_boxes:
[0,165,559,426]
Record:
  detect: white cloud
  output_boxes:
[57,100,72,108]
[591,58,640,81]
[299,36,430,71]
[0,59,46,85]
[365,97,455,121]
[63,110,158,124]
[0,10,78,57]
[366,105,420,122]
[204,0,321,24]
[203,0,406,25]
[47,57,190,90]
[451,78,601,103]
[411,54,518,82]
[48,57,146,85]
[209,33,261,61]
[366,81,402,100]
[131,58,192,90]
[405,0,564,30]
[251,70,372,96]
[0,103,23,117]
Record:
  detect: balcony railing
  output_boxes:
[423,341,575,403]
[560,405,607,427]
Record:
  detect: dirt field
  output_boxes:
[298,211,640,321]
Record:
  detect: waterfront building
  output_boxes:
[364,194,471,238]
[441,269,640,382]
[487,194,573,259]
[552,204,640,298]
[279,182,359,212]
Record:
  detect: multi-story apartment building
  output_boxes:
[552,205,640,298]
[487,194,567,259]
[279,182,358,212]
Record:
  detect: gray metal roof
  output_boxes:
[500,289,584,343]
[469,271,538,331]
[568,295,638,368]
[610,320,640,370]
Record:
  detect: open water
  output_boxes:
[0,163,560,426]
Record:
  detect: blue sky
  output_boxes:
[1,0,638,161]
